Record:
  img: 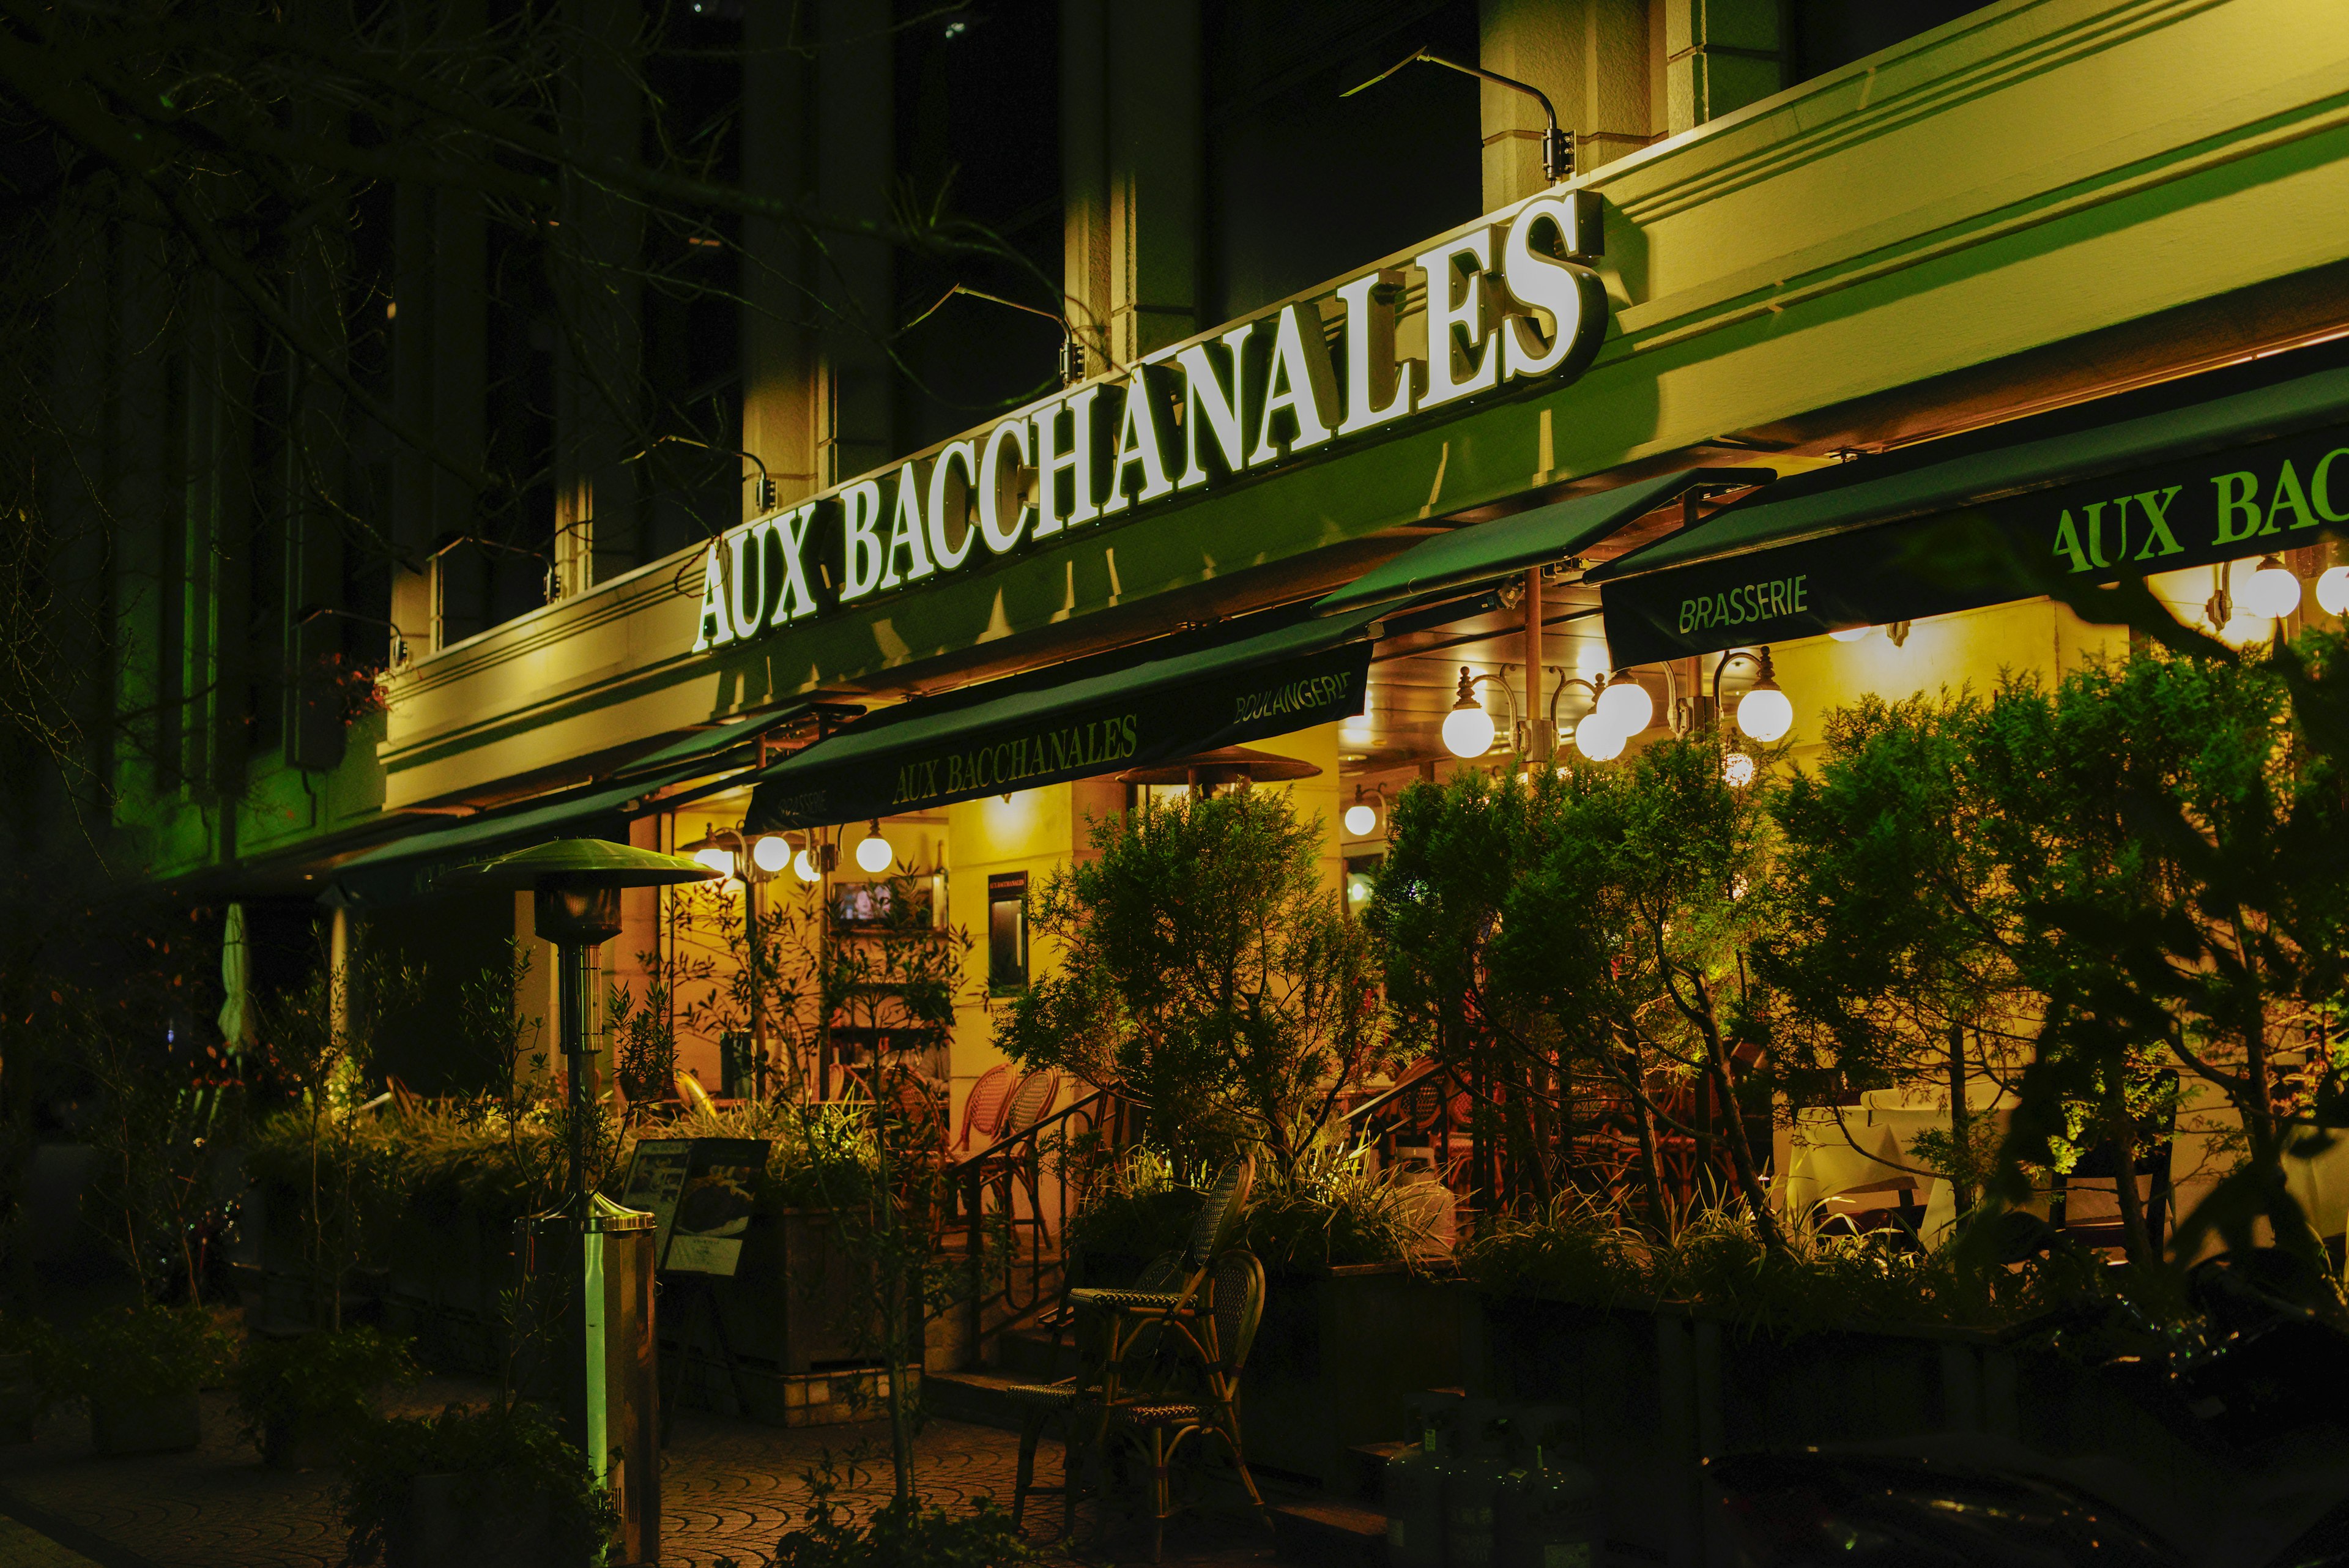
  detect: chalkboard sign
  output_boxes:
[616,1137,770,1276]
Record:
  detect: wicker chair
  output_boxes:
[1007,1250,1185,1531]
[955,1062,1015,1153]
[1008,1153,1257,1534]
[1104,1249,1272,1561]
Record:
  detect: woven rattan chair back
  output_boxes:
[1186,1151,1255,1271]
[957,1063,1014,1150]
[1206,1249,1266,1375]
[1000,1068,1061,1138]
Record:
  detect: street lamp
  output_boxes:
[855,820,894,874]
[466,838,719,1568]
[1443,666,1518,759]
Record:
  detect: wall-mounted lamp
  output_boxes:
[2240,554,2303,619]
[1346,49,1574,184]
[2319,563,2349,617]
[1443,667,1519,759]
[1344,786,1386,838]
[296,604,418,670]
[854,820,894,875]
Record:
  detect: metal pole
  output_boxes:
[1524,567,1546,759]
[560,938,593,1201]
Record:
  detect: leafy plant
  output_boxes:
[70,1304,234,1407]
[340,1402,616,1567]
[233,1325,415,1455]
[714,1451,1035,1568]
[1002,787,1386,1175]
[1067,1136,1434,1273]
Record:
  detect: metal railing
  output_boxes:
[943,1084,1129,1340]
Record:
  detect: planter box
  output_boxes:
[89,1391,199,1456]
[388,1473,558,1568]
[1241,1265,1473,1488]
[0,1353,43,1444]
[1475,1292,2247,1568]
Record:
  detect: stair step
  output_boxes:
[1344,1440,1413,1501]
[1272,1500,1389,1566]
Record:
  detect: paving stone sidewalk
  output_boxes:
[0,1376,1277,1568]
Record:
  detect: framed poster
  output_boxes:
[615,1137,770,1276]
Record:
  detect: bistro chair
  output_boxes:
[1008,1250,1187,1531]
[1105,1249,1272,1561]
[974,1067,1062,1216]
[1063,1153,1255,1378]
[955,1062,1015,1153]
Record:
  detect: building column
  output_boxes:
[1064,0,1200,369]
[814,0,894,485]
[1481,0,1658,207]
[740,2,818,511]
[1658,0,1784,136]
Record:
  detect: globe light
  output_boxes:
[691,845,735,880]
[1344,801,1378,836]
[855,822,893,874]
[1594,678,1652,737]
[2218,612,2273,648]
[2318,565,2349,617]
[2240,554,2303,619]
[1735,679,1794,743]
[1828,625,1872,642]
[1574,711,1625,760]
[792,848,821,883]
[751,834,791,875]
[1723,751,1757,788]
[1442,671,1497,759]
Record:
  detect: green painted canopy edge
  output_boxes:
[743,603,1390,830]
[1588,345,2349,586]
[1313,467,1778,614]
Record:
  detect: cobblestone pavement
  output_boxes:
[0,1376,1278,1568]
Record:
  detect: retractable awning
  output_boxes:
[330,778,665,904]
[1592,337,2349,666]
[743,604,1387,831]
[1313,467,1777,615]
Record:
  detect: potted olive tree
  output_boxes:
[341,1400,615,1568]
[73,1304,233,1456]
[235,1324,415,1469]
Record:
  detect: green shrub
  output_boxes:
[341,1402,615,1567]
[234,1326,415,1454]
[1066,1139,1435,1273]
[715,1453,1034,1568]
[70,1304,234,1406]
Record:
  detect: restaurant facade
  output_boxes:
[90,0,2349,1194]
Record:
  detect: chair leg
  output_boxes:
[1151,1427,1170,1564]
[1012,1411,1040,1528]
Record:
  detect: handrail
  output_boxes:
[948,1081,1116,1173]
[1340,1059,1445,1133]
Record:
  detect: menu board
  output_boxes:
[615,1137,770,1276]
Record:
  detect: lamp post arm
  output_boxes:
[1346,50,1573,182]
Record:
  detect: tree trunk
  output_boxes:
[2103,1076,2154,1271]
[1946,1024,1972,1216]
[1693,991,1784,1252]
[1628,1063,1669,1239]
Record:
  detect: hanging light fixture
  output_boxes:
[792,846,821,883]
[854,821,893,874]
[1594,675,1652,737]
[1573,711,1626,761]
[2240,554,2303,619]
[1343,786,1383,838]
[750,834,791,875]
[1442,667,1498,759]
[691,844,737,880]
[1711,647,1792,743]
[2319,565,2349,617]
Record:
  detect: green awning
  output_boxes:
[745,604,1388,831]
[1593,338,2349,665]
[610,697,863,779]
[330,778,666,903]
[1313,467,1777,615]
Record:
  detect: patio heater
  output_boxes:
[469,838,721,1568]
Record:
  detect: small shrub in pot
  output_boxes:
[234,1325,415,1470]
[341,1402,615,1568]
[72,1305,233,1456]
